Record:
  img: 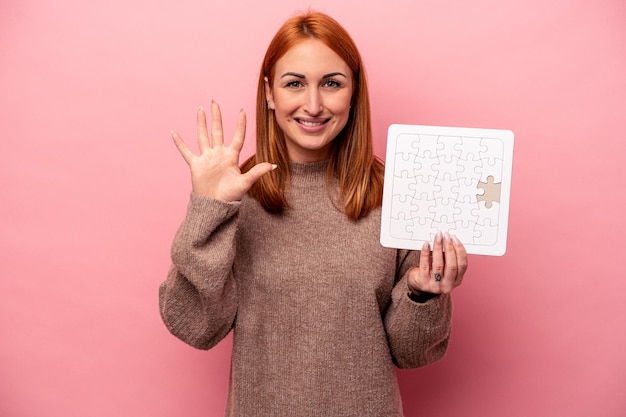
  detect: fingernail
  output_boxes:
[199,105,204,111]
[451,234,461,245]
[271,164,278,170]
[435,231,442,244]
[422,241,430,251]
[444,231,451,243]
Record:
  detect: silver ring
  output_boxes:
[434,272,442,282]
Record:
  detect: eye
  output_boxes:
[284,80,304,88]
[322,79,342,88]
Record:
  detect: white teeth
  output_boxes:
[299,120,324,127]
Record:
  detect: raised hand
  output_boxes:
[408,231,468,297]
[171,101,276,201]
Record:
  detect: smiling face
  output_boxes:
[265,39,354,163]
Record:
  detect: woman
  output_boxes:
[160,11,467,417]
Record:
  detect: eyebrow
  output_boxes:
[280,71,348,79]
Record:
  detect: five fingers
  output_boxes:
[170,101,276,201]
[171,101,239,164]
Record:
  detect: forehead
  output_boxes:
[274,39,351,77]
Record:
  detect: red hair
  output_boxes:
[242,11,384,221]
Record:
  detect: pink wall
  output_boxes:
[1,0,625,416]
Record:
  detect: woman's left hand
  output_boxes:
[407,231,468,296]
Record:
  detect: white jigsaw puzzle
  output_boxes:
[381,124,514,256]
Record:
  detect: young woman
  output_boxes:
[160,11,468,417]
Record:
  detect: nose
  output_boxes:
[303,87,323,115]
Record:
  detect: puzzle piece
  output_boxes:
[430,216,457,235]
[480,138,504,165]
[412,175,442,201]
[392,172,418,202]
[411,192,438,223]
[452,176,481,202]
[414,154,439,179]
[449,220,483,244]
[456,157,483,185]
[438,136,463,160]
[394,151,420,178]
[434,175,460,201]
[428,197,462,224]
[455,138,487,161]
[406,218,439,241]
[389,211,414,239]
[395,134,421,158]
[473,218,498,245]
[472,200,499,226]
[414,134,444,158]
[477,157,503,183]
[390,194,417,220]
[433,155,463,180]
[452,195,480,229]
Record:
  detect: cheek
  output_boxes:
[328,92,353,115]
[273,96,299,115]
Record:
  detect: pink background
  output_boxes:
[1,0,625,416]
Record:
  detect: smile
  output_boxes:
[296,118,329,127]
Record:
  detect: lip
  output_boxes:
[295,117,330,133]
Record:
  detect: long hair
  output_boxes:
[242,11,384,221]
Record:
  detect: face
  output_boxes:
[265,39,354,163]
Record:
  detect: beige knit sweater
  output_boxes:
[159,160,452,417]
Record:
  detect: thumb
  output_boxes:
[242,162,277,185]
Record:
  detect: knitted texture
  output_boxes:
[159,160,453,417]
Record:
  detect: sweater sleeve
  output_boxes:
[159,193,241,350]
[383,250,453,369]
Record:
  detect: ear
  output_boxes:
[264,76,275,110]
